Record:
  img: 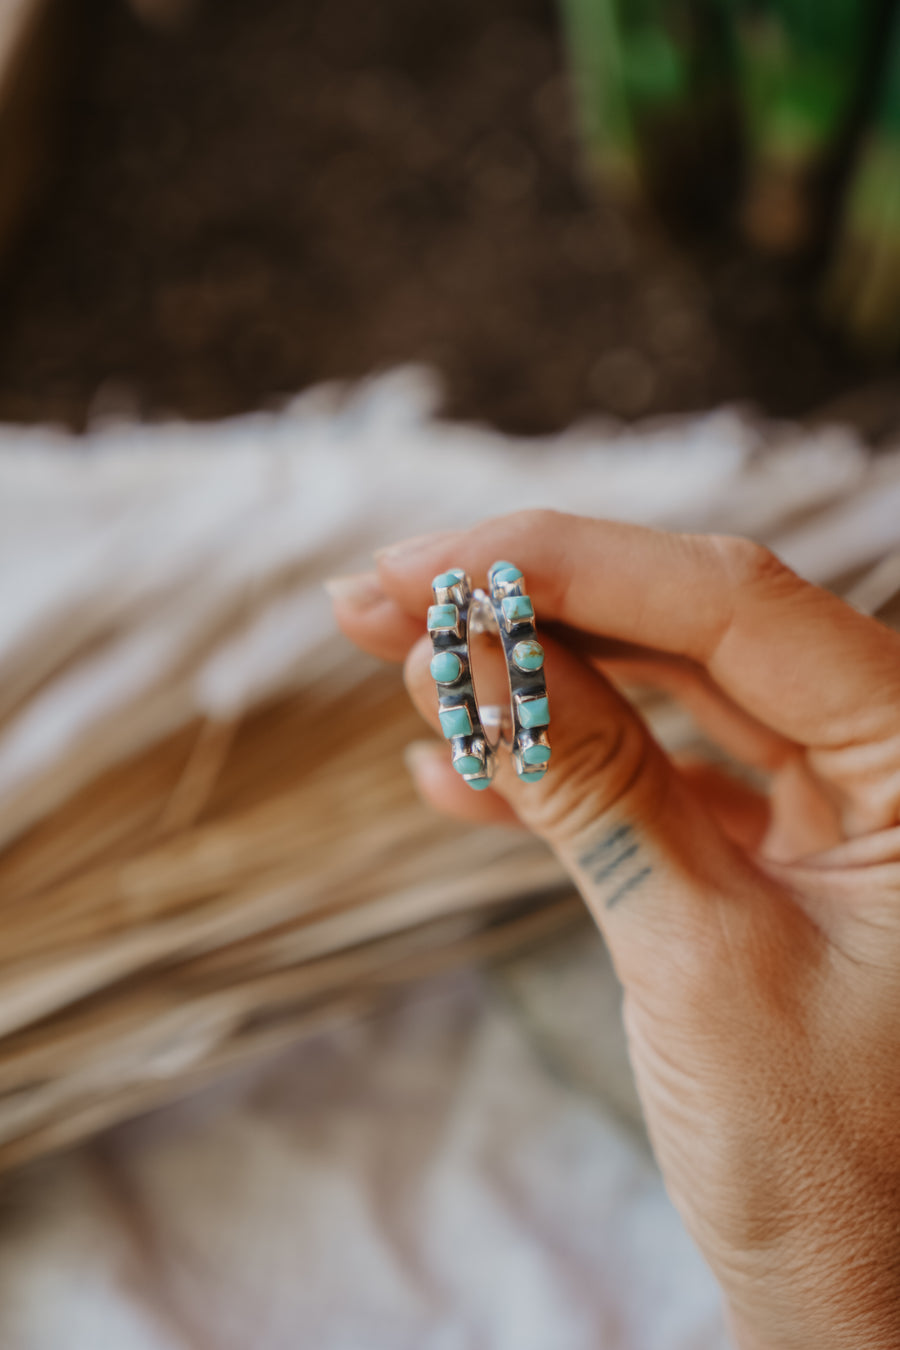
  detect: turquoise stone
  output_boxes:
[453,754,483,776]
[466,777,492,791]
[489,559,516,577]
[439,706,472,739]
[427,604,458,632]
[512,638,544,671]
[519,769,546,784]
[433,569,464,590]
[493,566,523,587]
[519,696,550,728]
[501,594,534,626]
[522,743,551,765]
[430,651,462,683]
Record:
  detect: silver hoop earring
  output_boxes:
[427,561,550,790]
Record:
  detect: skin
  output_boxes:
[328,510,900,1350]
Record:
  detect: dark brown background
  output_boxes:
[0,0,888,434]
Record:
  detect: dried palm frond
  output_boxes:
[0,673,579,1172]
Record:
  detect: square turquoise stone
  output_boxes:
[493,566,523,588]
[427,604,458,632]
[501,594,534,626]
[488,559,516,578]
[518,695,549,728]
[439,705,473,739]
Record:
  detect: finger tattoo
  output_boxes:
[577,822,652,909]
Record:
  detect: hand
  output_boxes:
[328,511,900,1350]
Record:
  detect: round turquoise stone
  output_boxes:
[493,566,523,587]
[522,743,551,765]
[488,559,516,578]
[430,651,462,684]
[519,770,546,783]
[453,754,483,776]
[512,639,544,671]
[466,777,492,791]
[433,569,465,590]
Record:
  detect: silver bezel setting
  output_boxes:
[513,728,551,777]
[489,570,524,601]
[433,570,471,607]
[511,636,544,673]
[500,594,535,634]
[513,690,550,720]
[427,603,462,639]
[451,734,494,785]
[439,703,473,737]
[431,651,467,685]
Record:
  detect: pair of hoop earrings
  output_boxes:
[426,561,551,790]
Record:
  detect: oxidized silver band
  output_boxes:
[427,561,551,790]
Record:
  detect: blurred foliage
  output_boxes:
[560,0,900,349]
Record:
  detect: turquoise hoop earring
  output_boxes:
[426,561,551,790]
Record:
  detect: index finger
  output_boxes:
[375,510,900,754]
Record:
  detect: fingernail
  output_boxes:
[403,739,445,778]
[323,571,385,609]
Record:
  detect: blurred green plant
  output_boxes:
[730,0,880,249]
[825,3,900,348]
[560,0,730,193]
[558,0,900,350]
